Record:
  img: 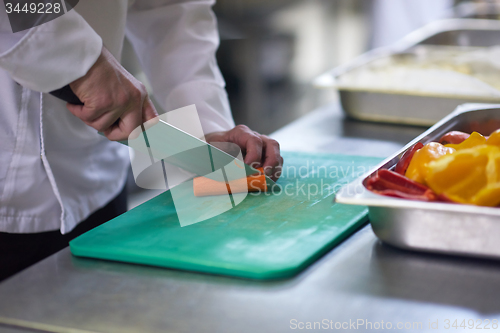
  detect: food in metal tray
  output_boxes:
[366,128,500,207]
[336,45,500,99]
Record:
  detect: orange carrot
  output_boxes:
[193,167,267,197]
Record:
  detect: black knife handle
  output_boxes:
[49,85,84,105]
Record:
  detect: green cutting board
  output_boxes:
[70,152,381,280]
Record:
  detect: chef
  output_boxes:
[0,0,283,281]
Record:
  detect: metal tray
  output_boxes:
[314,19,500,126]
[336,103,500,259]
[454,2,500,20]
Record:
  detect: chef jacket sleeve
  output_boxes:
[0,3,102,93]
[125,0,235,135]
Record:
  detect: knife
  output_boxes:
[49,85,277,189]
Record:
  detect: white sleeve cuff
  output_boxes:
[0,10,102,93]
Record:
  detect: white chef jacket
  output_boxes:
[0,0,235,234]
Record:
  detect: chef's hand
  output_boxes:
[205,125,283,181]
[67,47,158,141]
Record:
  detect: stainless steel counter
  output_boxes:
[1,103,500,333]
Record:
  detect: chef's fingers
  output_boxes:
[66,103,84,119]
[204,126,283,175]
[277,156,284,179]
[103,106,143,142]
[87,107,123,133]
[66,100,112,124]
[66,102,105,124]
[66,103,121,134]
[142,97,159,125]
[122,97,160,140]
[261,135,282,181]
[230,125,263,167]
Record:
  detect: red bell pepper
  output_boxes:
[366,169,438,201]
[394,142,424,175]
[438,131,470,145]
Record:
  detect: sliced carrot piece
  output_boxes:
[193,167,267,197]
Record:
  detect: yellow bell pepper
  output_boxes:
[405,142,455,184]
[473,183,500,207]
[445,131,487,150]
[425,145,500,206]
[487,129,500,147]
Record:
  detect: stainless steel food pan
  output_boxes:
[336,103,500,259]
[314,19,500,126]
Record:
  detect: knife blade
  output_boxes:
[122,119,277,189]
